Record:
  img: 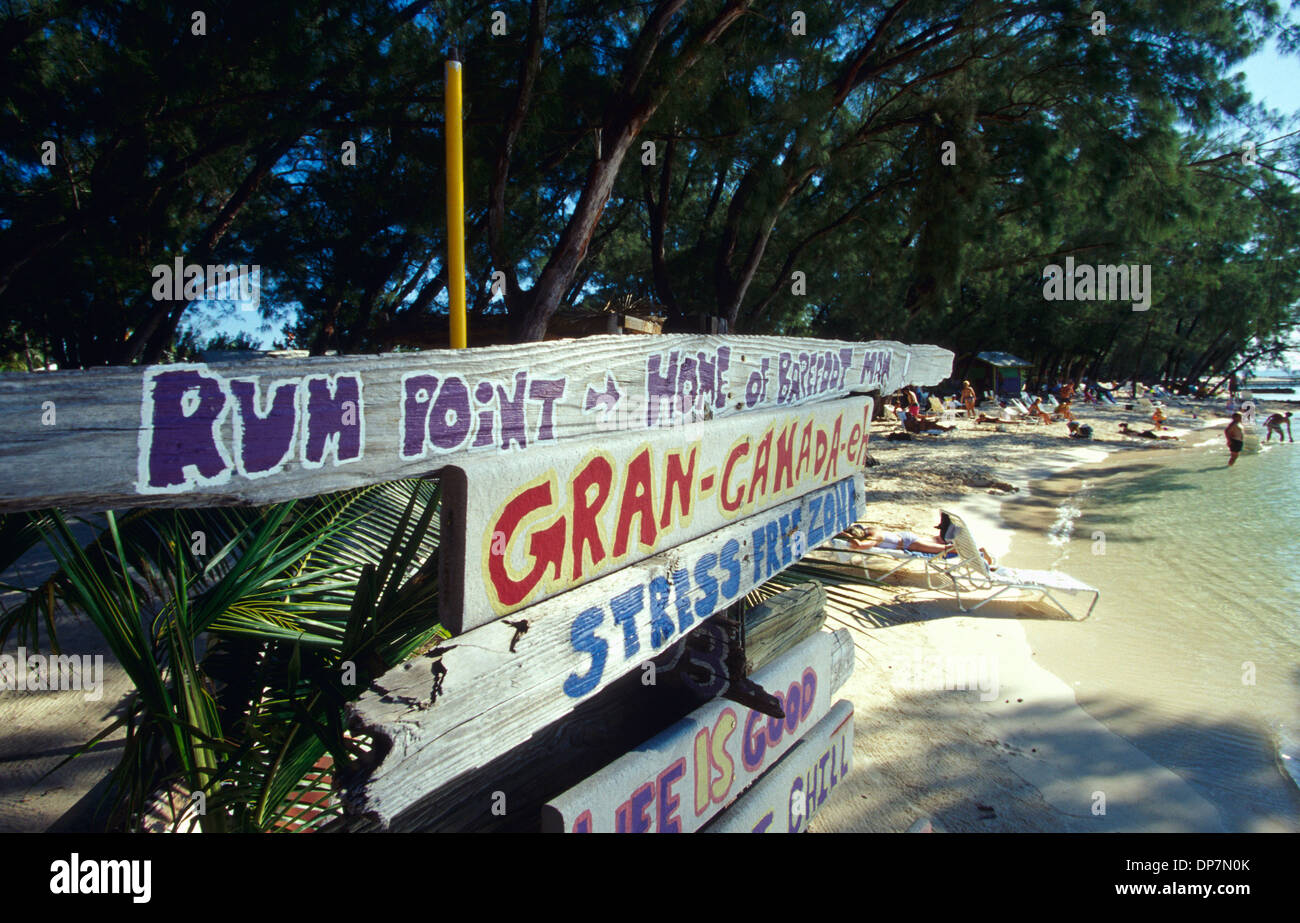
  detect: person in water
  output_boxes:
[1264,411,1293,443]
[1225,412,1245,466]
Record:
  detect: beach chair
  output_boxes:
[928,396,958,423]
[929,510,1100,620]
[1007,398,1035,419]
[804,537,952,588]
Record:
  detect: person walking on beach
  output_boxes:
[1225,412,1245,466]
[1264,411,1293,442]
[961,380,976,418]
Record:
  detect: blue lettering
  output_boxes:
[671,568,694,633]
[648,576,675,648]
[764,521,781,577]
[610,586,644,660]
[563,607,608,698]
[719,538,742,599]
[693,553,719,619]
[807,495,824,544]
[751,525,766,582]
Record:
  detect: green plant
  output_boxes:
[0,478,445,832]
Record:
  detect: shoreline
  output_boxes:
[813,397,1284,832]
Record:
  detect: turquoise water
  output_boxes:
[1003,433,1300,831]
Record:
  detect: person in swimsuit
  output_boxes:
[961,380,976,418]
[901,413,955,434]
[1225,412,1245,466]
[839,524,951,554]
[1026,397,1052,424]
[1264,411,1293,443]
[903,385,921,419]
[1118,422,1178,440]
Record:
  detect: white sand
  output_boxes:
[811,397,1255,832]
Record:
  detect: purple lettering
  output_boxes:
[230,379,297,475]
[429,375,471,450]
[646,351,679,427]
[528,377,566,442]
[144,369,230,489]
[497,372,528,451]
[401,374,438,458]
[304,375,363,466]
[714,347,730,408]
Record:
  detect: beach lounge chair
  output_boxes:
[928,396,958,423]
[1007,398,1035,419]
[929,510,1100,620]
[804,537,952,588]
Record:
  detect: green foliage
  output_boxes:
[0,0,1296,379]
[0,478,444,831]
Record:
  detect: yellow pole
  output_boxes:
[446,59,467,349]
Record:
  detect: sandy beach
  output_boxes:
[811,395,1299,833]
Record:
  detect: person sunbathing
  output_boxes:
[976,404,1030,424]
[1151,407,1167,428]
[902,412,955,434]
[1053,399,1075,421]
[1026,398,1053,424]
[838,524,952,554]
[1119,422,1178,440]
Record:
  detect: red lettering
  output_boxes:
[614,448,657,557]
[825,418,842,481]
[659,447,697,529]
[795,421,813,480]
[571,455,613,579]
[746,428,775,504]
[720,441,750,513]
[773,422,796,493]
[814,428,828,475]
[488,482,566,607]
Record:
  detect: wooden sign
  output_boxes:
[0,335,951,513]
[439,396,873,632]
[344,475,863,829]
[703,698,854,833]
[344,583,831,833]
[538,628,853,833]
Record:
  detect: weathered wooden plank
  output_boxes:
[740,581,827,674]
[538,628,854,833]
[702,698,854,833]
[439,395,872,632]
[343,583,829,832]
[343,474,864,829]
[0,335,951,513]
